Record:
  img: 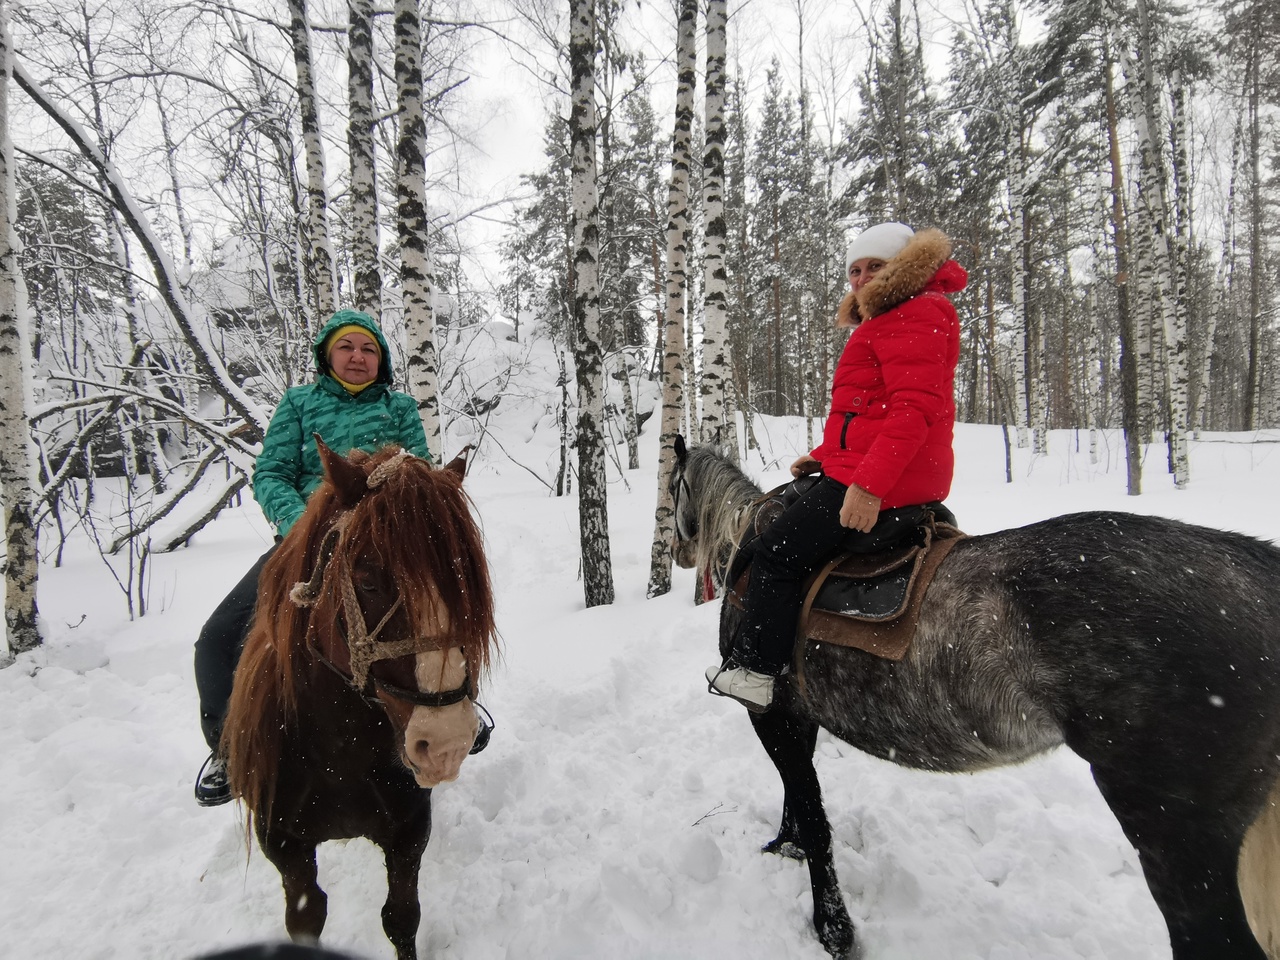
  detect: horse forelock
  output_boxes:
[335,454,497,681]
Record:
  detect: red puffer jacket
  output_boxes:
[811,228,967,507]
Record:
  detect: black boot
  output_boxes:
[195,751,232,807]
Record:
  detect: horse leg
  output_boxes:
[751,708,858,959]
[260,829,328,945]
[1091,769,1266,960]
[761,718,819,861]
[377,805,432,960]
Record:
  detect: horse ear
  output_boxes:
[317,434,368,507]
[674,434,687,462]
[443,444,473,478]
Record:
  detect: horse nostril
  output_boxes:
[413,738,430,760]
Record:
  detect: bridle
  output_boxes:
[670,464,696,544]
[289,457,475,711]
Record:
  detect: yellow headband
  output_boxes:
[325,324,381,359]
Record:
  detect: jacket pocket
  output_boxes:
[840,411,857,449]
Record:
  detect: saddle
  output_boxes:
[729,480,966,662]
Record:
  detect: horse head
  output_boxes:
[668,435,700,570]
[293,439,496,788]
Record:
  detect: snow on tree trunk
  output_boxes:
[347,0,381,317]
[699,0,735,460]
[288,0,337,322]
[0,10,40,656]
[569,0,614,608]
[647,0,696,600]
[394,0,442,461]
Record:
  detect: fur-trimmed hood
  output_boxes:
[836,228,967,327]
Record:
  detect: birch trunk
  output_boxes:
[288,0,337,322]
[348,0,382,317]
[699,0,735,458]
[569,0,614,607]
[1130,0,1189,485]
[1101,26,1142,494]
[0,9,40,655]
[1244,15,1263,430]
[1010,181,1030,449]
[647,0,696,599]
[394,0,442,461]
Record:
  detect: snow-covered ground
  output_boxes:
[5,410,1280,960]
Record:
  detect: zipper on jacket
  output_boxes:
[840,411,857,448]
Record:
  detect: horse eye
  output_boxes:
[353,571,382,593]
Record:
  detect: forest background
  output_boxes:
[0,0,1275,655]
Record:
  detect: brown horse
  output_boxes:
[221,441,497,960]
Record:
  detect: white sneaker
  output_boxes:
[705,663,775,712]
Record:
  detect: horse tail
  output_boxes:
[1239,776,1280,958]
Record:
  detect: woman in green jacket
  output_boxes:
[194,309,433,806]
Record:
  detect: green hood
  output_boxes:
[312,309,395,386]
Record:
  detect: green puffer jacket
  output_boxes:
[253,309,430,538]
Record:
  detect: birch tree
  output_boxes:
[699,0,736,459]
[394,0,442,460]
[1102,30,1143,494]
[288,0,337,322]
[1127,0,1189,486]
[0,6,39,656]
[647,0,696,599]
[348,0,382,317]
[569,0,615,607]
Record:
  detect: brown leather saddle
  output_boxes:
[799,515,965,660]
[728,480,967,662]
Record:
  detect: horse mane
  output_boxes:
[222,446,497,822]
[681,444,764,583]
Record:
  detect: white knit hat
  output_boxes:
[845,222,914,271]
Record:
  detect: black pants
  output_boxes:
[733,476,874,676]
[193,544,277,750]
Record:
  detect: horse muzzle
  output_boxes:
[402,699,479,787]
[672,538,699,570]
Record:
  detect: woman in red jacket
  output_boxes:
[707,222,967,711]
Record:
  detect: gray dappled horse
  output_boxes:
[671,437,1280,960]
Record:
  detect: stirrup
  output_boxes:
[194,751,232,807]
[705,662,775,713]
[469,702,495,755]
